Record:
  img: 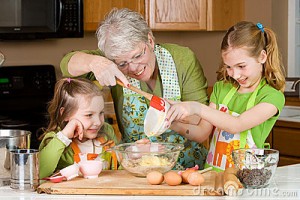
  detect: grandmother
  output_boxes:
[60,8,208,169]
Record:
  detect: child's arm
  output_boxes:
[168,102,215,143]
[38,132,70,179]
[39,119,83,178]
[199,102,278,134]
[167,101,278,137]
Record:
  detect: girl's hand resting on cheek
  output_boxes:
[61,119,84,140]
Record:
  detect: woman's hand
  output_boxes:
[69,52,130,87]
[61,119,84,140]
[89,56,130,87]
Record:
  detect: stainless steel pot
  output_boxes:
[0,129,31,186]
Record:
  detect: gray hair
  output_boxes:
[96,8,154,60]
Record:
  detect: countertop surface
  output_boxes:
[0,164,299,200]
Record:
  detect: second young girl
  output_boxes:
[166,21,285,171]
[39,78,119,179]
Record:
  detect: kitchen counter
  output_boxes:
[0,164,299,200]
[278,105,300,123]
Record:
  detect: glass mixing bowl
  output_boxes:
[112,142,184,177]
[232,148,279,189]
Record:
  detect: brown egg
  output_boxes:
[146,171,164,185]
[164,171,182,186]
[181,168,197,183]
[187,172,205,186]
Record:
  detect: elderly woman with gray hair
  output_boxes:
[60,8,208,170]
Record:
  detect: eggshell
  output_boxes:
[181,168,197,183]
[146,171,164,185]
[187,172,205,186]
[164,171,182,186]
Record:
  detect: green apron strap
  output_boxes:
[222,86,238,105]
[239,79,266,148]
[239,131,248,148]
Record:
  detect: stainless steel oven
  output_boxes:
[0,65,56,149]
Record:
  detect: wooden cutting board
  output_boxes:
[37,170,224,196]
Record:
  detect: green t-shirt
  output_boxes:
[210,81,285,148]
[38,123,118,179]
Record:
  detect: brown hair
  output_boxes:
[217,21,286,92]
[45,78,103,133]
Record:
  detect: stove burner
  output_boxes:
[1,120,29,128]
[0,115,10,123]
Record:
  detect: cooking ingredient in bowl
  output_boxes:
[121,155,172,176]
[187,172,205,186]
[237,168,272,187]
[164,171,182,186]
[146,171,164,185]
[139,155,170,166]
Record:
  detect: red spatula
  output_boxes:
[116,79,166,112]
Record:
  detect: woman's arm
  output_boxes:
[60,50,129,86]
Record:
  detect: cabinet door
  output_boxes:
[146,0,207,30]
[278,156,300,166]
[146,0,244,31]
[207,0,245,31]
[84,0,145,31]
[273,126,300,157]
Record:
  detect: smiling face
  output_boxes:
[69,95,105,141]
[222,47,267,93]
[114,37,156,82]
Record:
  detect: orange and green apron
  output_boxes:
[70,137,118,170]
[205,80,266,171]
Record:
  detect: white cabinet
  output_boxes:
[288,0,300,77]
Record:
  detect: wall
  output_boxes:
[0,32,98,80]
[0,0,276,87]
[271,0,288,76]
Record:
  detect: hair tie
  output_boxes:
[256,23,264,33]
[66,78,72,83]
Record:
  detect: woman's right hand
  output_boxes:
[68,52,130,87]
[89,55,130,87]
[61,119,84,140]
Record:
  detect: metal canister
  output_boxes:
[10,149,39,191]
[0,129,31,186]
